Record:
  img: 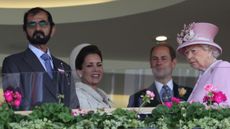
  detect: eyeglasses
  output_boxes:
[27,20,49,28]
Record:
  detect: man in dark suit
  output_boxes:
[2,7,79,110]
[128,43,192,107]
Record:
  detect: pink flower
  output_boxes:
[171,97,181,104]
[14,91,22,100]
[4,90,13,102]
[140,90,155,107]
[146,90,155,100]
[72,109,87,116]
[213,91,227,104]
[163,97,181,108]
[3,89,22,108]
[189,100,195,104]
[72,111,78,116]
[204,84,216,92]
[203,84,227,105]
[13,99,21,107]
[164,102,173,108]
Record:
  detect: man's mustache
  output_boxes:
[33,31,45,39]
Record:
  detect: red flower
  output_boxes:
[171,97,181,104]
[3,89,22,108]
[163,97,181,108]
[203,84,227,105]
[13,99,21,107]
[203,96,209,103]
[213,91,227,104]
[164,102,173,108]
[4,90,14,102]
[14,91,22,100]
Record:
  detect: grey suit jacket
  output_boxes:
[2,48,79,110]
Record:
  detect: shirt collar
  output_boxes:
[28,43,52,59]
[155,79,173,94]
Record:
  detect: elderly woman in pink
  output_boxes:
[176,22,230,105]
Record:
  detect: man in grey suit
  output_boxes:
[2,7,79,110]
[128,43,192,107]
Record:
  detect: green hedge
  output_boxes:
[1,102,230,129]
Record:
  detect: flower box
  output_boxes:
[2,84,230,128]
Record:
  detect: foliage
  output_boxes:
[9,118,65,129]
[2,103,145,129]
[145,101,230,129]
[70,108,145,129]
[2,102,230,128]
[28,103,74,127]
[0,103,14,129]
[0,103,26,129]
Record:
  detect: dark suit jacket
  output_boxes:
[127,82,192,107]
[2,48,79,110]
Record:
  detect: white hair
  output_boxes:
[201,45,220,58]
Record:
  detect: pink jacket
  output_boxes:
[188,60,230,105]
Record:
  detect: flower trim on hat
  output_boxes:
[177,22,196,44]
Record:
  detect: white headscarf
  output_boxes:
[69,43,91,82]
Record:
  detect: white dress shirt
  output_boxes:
[28,44,54,71]
[155,79,174,96]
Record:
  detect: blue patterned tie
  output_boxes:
[41,53,53,78]
[160,85,172,102]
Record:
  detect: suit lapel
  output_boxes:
[23,48,45,72]
[23,48,58,100]
[52,56,61,71]
[51,56,66,96]
[148,83,161,103]
[173,82,180,97]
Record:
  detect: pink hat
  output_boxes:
[176,22,222,54]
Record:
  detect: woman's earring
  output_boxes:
[76,70,82,78]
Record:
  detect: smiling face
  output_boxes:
[77,54,103,88]
[184,44,214,71]
[150,46,176,80]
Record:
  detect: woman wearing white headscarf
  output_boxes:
[69,44,111,109]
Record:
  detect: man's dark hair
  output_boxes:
[150,43,176,60]
[75,45,103,70]
[23,7,55,31]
